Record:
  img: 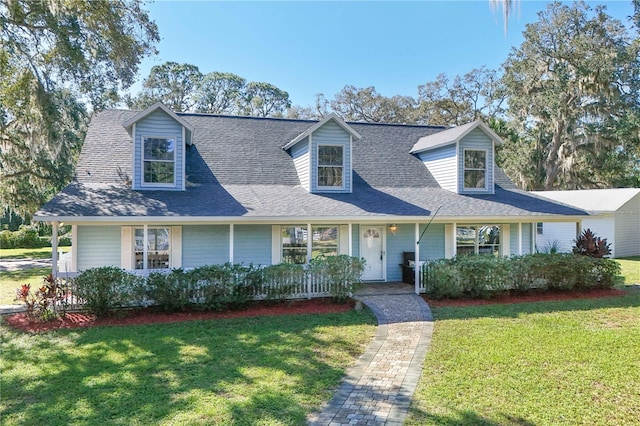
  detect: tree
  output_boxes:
[241,82,291,117]
[1,0,159,215]
[417,67,506,126]
[195,72,246,114]
[330,85,417,123]
[502,1,640,190]
[128,62,202,112]
[490,0,519,34]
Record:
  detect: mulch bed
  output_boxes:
[425,288,627,307]
[3,298,355,333]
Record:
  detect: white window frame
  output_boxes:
[279,224,341,264]
[316,144,345,190]
[456,224,502,256]
[141,135,177,187]
[462,148,488,191]
[134,226,171,270]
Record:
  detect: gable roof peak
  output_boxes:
[283,113,362,150]
[410,119,503,154]
[122,102,195,134]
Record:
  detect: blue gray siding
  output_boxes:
[522,223,532,254]
[233,225,272,265]
[77,225,121,270]
[385,223,445,281]
[351,224,360,258]
[458,128,494,194]
[418,145,457,192]
[310,121,352,193]
[420,223,445,260]
[182,225,230,267]
[290,138,310,190]
[133,109,184,190]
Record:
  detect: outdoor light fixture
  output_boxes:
[388,224,398,235]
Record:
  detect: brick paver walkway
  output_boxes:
[308,284,433,426]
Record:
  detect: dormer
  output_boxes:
[283,113,361,193]
[123,103,194,191]
[410,120,503,195]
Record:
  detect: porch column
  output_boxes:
[348,223,353,256]
[414,223,420,295]
[51,221,59,278]
[518,223,523,255]
[229,224,234,263]
[306,223,312,263]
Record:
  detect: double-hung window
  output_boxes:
[463,149,487,190]
[317,145,344,188]
[135,227,171,270]
[143,136,176,185]
[456,225,501,256]
[281,225,340,264]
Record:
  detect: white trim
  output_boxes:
[349,134,353,194]
[306,223,312,262]
[518,222,523,255]
[140,134,179,188]
[170,226,182,268]
[339,225,349,255]
[283,113,361,150]
[71,224,78,272]
[51,221,59,278]
[131,123,136,188]
[181,126,186,191]
[359,224,386,281]
[348,223,353,256]
[33,214,592,225]
[123,102,194,134]
[121,226,134,269]
[502,224,510,256]
[229,224,235,263]
[307,133,312,191]
[316,143,346,190]
[271,225,281,264]
[461,148,489,192]
[414,223,420,294]
[410,120,504,154]
[444,223,455,258]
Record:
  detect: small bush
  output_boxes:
[72,267,144,317]
[261,263,303,302]
[146,269,194,312]
[573,229,611,258]
[310,255,365,302]
[14,274,70,321]
[190,263,261,311]
[0,226,50,249]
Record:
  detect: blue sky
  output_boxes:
[134,1,636,107]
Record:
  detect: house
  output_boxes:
[35,103,589,292]
[531,188,640,258]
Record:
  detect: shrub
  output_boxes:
[146,269,194,312]
[190,263,261,311]
[72,267,144,317]
[423,259,464,299]
[0,226,50,249]
[261,263,303,302]
[14,274,71,321]
[573,229,611,258]
[310,255,365,302]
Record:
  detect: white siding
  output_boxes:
[290,138,310,191]
[536,222,577,253]
[310,121,352,193]
[133,109,184,190]
[77,225,121,270]
[615,195,640,257]
[418,145,457,192]
[458,128,494,194]
[580,217,615,256]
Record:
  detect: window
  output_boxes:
[536,222,544,235]
[318,145,343,187]
[456,225,501,256]
[281,225,339,264]
[143,137,176,184]
[463,149,487,190]
[135,227,170,269]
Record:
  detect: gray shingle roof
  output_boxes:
[37,110,587,220]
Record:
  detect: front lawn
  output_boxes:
[1,310,376,425]
[0,246,70,260]
[617,256,640,285]
[406,291,640,425]
[0,267,51,305]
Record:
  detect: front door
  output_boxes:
[360,226,384,281]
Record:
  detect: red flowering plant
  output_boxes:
[14,274,69,321]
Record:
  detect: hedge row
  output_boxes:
[0,226,71,249]
[68,255,365,317]
[422,253,621,300]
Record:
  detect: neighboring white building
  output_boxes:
[532,188,640,258]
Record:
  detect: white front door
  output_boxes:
[360,226,385,281]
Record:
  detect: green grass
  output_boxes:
[617,256,640,285]
[0,267,51,305]
[406,291,640,425]
[0,246,70,260]
[1,309,376,425]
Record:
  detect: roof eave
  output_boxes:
[410,120,504,154]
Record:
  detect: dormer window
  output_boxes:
[143,136,176,185]
[463,149,487,190]
[318,145,344,188]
